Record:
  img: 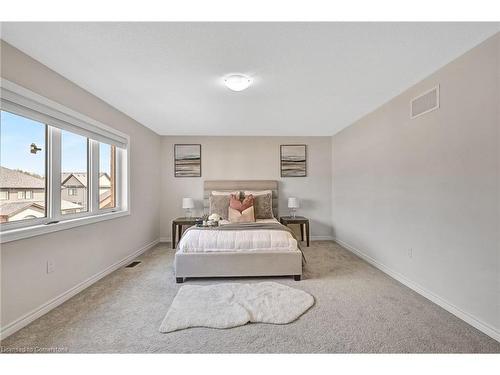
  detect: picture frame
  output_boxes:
[280,144,307,177]
[174,144,201,177]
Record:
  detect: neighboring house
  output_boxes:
[0,166,45,203]
[61,172,89,209]
[61,172,113,209]
[98,173,114,209]
[0,167,113,222]
[0,166,47,223]
[0,201,45,222]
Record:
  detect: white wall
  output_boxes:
[0,41,161,336]
[332,34,499,338]
[160,136,333,240]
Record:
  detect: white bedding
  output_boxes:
[177,218,298,253]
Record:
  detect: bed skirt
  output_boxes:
[174,249,302,282]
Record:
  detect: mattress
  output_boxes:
[177,218,298,253]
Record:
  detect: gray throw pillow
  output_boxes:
[209,194,231,219]
[251,193,273,219]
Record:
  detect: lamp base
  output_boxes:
[290,209,297,219]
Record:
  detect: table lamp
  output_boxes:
[182,198,194,218]
[288,197,299,218]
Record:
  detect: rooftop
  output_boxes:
[0,167,45,189]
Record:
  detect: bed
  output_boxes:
[174,180,303,283]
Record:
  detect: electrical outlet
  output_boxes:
[408,248,413,259]
[46,260,55,274]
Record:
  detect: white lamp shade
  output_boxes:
[182,198,194,209]
[288,197,299,209]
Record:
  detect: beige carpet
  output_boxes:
[1,241,499,353]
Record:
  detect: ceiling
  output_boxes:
[1,22,499,136]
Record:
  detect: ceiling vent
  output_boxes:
[410,85,439,119]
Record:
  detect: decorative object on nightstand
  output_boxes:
[287,197,299,218]
[182,197,195,218]
[280,215,310,247]
[172,217,200,249]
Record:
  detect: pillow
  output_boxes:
[244,191,273,219]
[230,194,254,212]
[228,206,255,223]
[212,191,240,199]
[209,194,231,219]
[244,190,272,196]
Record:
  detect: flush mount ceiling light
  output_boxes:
[223,74,252,91]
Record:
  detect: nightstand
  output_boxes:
[280,216,310,247]
[172,217,200,249]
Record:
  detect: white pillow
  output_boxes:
[211,191,240,199]
[244,190,272,196]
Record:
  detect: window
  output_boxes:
[0,80,129,242]
[99,143,116,209]
[0,111,46,222]
[61,130,88,215]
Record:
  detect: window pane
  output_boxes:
[0,111,46,223]
[99,143,116,209]
[61,130,88,215]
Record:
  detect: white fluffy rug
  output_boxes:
[159,281,314,333]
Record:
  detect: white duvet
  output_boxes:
[177,219,298,253]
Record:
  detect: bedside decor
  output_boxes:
[208,213,221,222]
[174,144,201,177]
[288,197,299,218]
[182,197,195,217]
[280,144,307,177]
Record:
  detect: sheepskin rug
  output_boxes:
[159,281,314,333]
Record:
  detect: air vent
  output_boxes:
[125,261,141,268]
[410,85,439,119]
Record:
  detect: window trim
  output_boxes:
[0,79,130,244]
[60,134,90,217]
[98,143,118,211]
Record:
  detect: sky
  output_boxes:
[1,111,111,177]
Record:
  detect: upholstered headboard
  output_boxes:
[203,180,279,218]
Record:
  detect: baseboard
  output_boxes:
[311,236,334,241]
[160,237,171,243]
[334,237,500,343]
[0,238,160,340]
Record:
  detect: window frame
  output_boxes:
[0,80,130,243]
[98,143,118,211]
[59,135,90,218]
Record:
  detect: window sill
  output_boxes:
[0,210,130,244]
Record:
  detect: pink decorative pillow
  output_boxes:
[229,194,254,213]
[228,206,255,223]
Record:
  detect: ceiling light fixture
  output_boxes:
[224,74,252,92]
